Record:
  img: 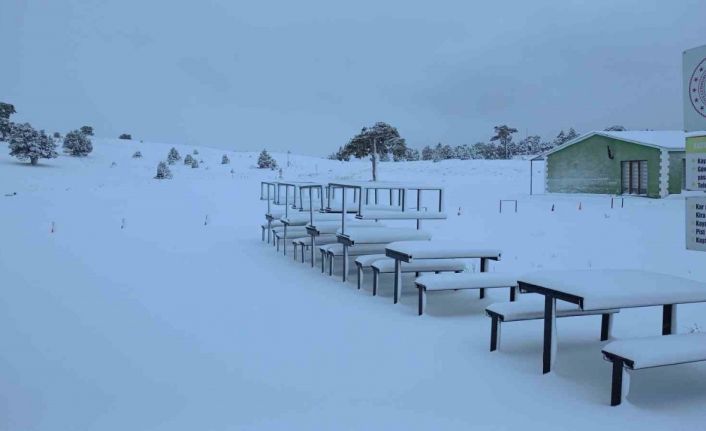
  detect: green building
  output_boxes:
[544,131,688,198]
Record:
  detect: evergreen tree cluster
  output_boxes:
[257,150,278,169]
[167,147,181,164]
[63,130,93,156]
[8,123,58,165]
[154,161,172,179]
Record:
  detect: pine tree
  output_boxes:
[9,124,59,165]
[132,151,142,158]
[191,159,199,168]
[184,154,194,165]
[0,102,16,141]
[490,125,519,159]
[222,154,230,164]
[421,145,434,160]
[80,126,94,136]
[63,130,93,156]
[193,149,199,155]
[154,161,172,179]
[119,133,132,140]
[257,149,277,169]
[167,147,181,164]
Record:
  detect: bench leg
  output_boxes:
[418,286,426,315]
[543,296,557,374]
[601,313,613,341]
[321,251,326,273]
[301,246,306,263]
[357,265,363,290]
[373,270,379,296]
[267,221,272,243]
[283,225,287,255]
[293,243,297,261]
[261,226,265,241]
[311,237,316,268]
[490,315,500,351]
[393,259,402,304]
[610,359,630,406]
[479,288,485,299]
[510,286,517,302]
[329,254,333,276]
[662,304,677,335]
[342,245,349,282]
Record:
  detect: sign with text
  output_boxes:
[686,134,706,191]
[684,45,706,132]
[686,197,706,251]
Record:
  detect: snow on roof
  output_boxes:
[545,130,706,157]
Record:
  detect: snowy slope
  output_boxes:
[1,139,705,430]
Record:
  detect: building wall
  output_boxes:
[546,135,662,197]
[668,151,686,194]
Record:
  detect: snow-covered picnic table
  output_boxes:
[518,269,706,374]
[335,227,431,282]
[384,240,502,304]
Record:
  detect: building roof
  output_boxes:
[544,130,706,157]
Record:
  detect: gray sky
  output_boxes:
[2,0,705,155]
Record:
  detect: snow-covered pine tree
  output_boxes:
[154,161,172,179]
[132,151,142,158]
[421,145,434,160]
[193,149,199,155]
[0,102,16,141]
[119,133,132,140]
[184,154,194,165]
[80,126,94,136]
[8,123,58,165]
[222,154,230,164]
[63,130,93,156]
[257,149,277,169]
[167,147,181,164]
[191,159,199,168]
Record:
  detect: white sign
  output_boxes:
[686,134,706,191]
[684,45,706,132]
[686,197,706,251]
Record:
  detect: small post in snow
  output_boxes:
[204,214,209,226]
[121,218,126,229]
[50,221,55,233]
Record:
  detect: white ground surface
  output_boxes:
[1,139,705,430]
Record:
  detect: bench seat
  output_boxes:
[356,210,447,220]
[292,235,337,262]
[369,258,466,297]
[318,244,389,275]
[485,297,619,352]
[414,272,518,315]
[354,254,389,290]
[602,333,706,406]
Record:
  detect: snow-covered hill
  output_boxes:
[1,138,705,430]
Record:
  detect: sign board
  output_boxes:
[686,197,706,251]
[684,45,706,132]
[685,133,706,191]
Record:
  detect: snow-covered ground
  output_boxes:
[1,139,705,430]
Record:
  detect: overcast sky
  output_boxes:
[2,0,705,155]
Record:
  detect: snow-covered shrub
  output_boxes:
[193,149,199,155]
[119,133,132,140]
[191,159,199,168]
[184,154,194,165]
[80,125,94,136]
[154,161,172,179]
[167,147,181,164]
[132,151,142,158]
[257,149,277,169]
[8,123,58,165]
[222,154,230,164]
[110,161,117,167]
[63,130,93,156]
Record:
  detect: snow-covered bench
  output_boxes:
[602,333,706,406]
[385,240,502,304]
[414,273,519,315]
[354,254,387,290]
[336,227,432,282]
[485,298,619,352]
[261,220,283,242]
[370,258,466,298]
[272,226,309,252]
[319,243,389,276]
[356,210,447,220]
[304,220,382,267]
[292,234,337,263]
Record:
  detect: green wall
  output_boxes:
[668,151,685,194]
[546,135,662,197]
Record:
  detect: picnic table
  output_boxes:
[518,269,706,374]
[385,240,502,304]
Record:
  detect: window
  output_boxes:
[621,160,648,195]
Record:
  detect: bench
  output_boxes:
[261,221,283,242]
[272,226,309,252]
[370,258,466,298]
[414,273,519,315]
[319,243,389,275]
[292,235,337,262]
[485,298,619,352]
[356,210,447,220]
[602,333,706,406]
[354,254,388,290]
